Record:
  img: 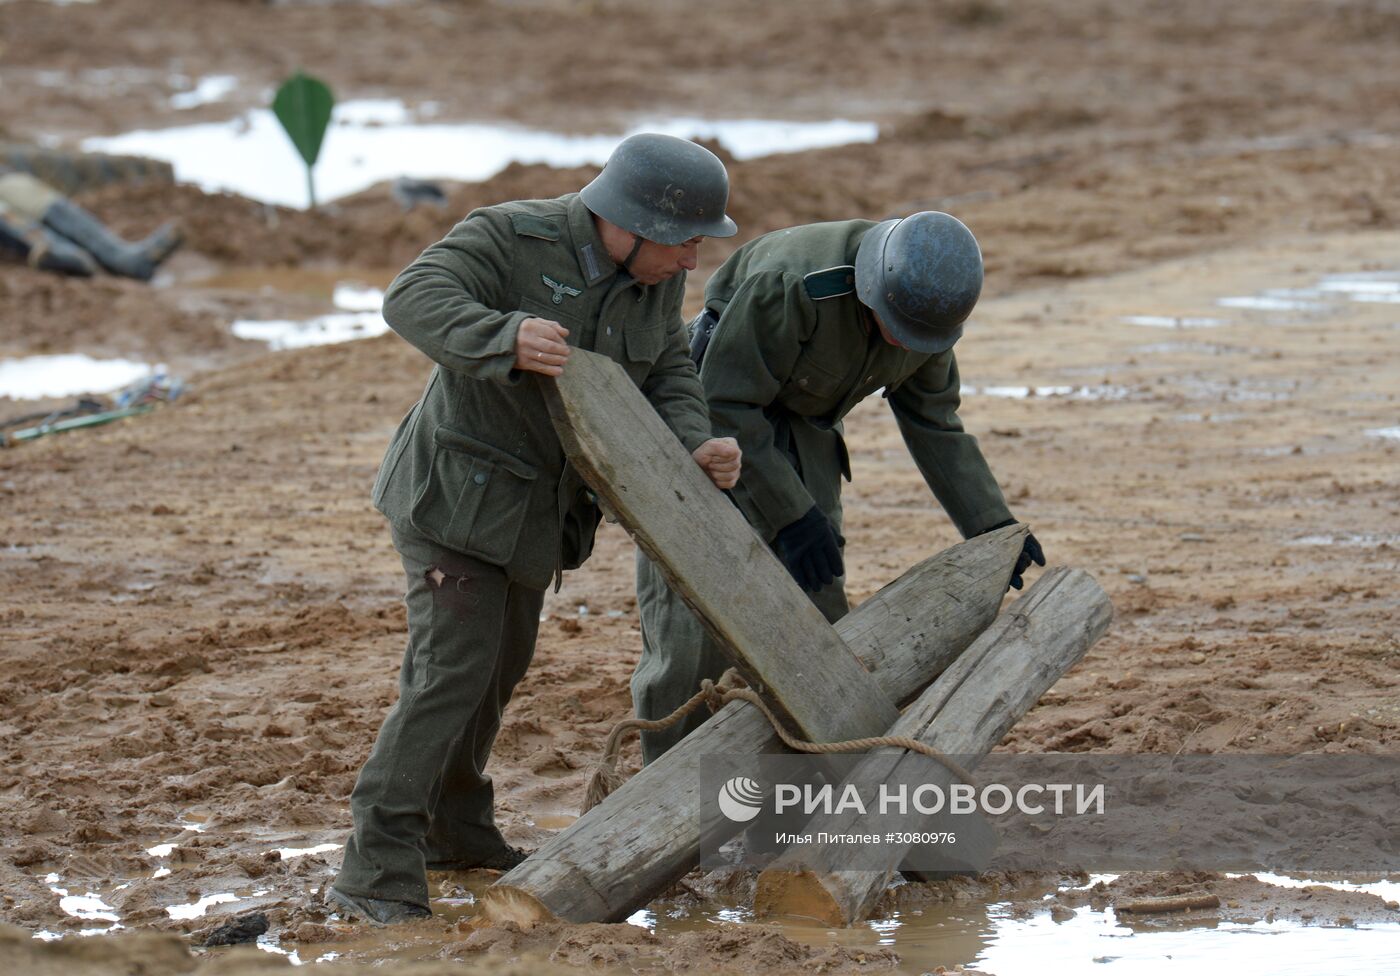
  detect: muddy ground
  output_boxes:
[1,0,1398,972]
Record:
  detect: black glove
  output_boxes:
[774,505,845,593]
[983,518,1046,591]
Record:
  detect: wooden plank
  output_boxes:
[542,348,898,744]
[478,525,1028,925]
[752,567,1113,926]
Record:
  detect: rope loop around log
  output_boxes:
[581,668,974,814]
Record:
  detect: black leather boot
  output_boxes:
[0,213,96,276]
[40,199,180,280]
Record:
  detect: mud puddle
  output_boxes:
[1121,315,1225,329]
[618,873,1400,976]
[85,102,878,208]
[230,282,387,350]
[122,861,1395,973]
[1217,270,1400,314]
[169,75,238,111]
[0,354,155,400]
[1117,269,1400,328]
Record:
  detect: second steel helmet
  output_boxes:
[854,211,983,354]
[580,133,738,246]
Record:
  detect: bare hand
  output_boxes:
[515,316,571,376]
[692,437,741,490]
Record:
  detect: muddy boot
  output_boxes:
[424,844,532,873]
[39,198,181,281]
[324,887,430,926]
[0,213,96,276]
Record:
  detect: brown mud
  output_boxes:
[1,0,1398,972]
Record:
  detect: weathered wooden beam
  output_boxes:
[542,348,898,743]
[479,524,1028,925]
[752,567,1113,926]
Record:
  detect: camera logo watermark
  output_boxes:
[717,776,765,822]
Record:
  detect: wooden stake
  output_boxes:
[753,567,1113,926]
[479,525,1027,925]
[542,349,899,743]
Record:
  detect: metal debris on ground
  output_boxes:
[0,371,185,447]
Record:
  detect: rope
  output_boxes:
[581,668,974,814]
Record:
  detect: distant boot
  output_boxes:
[39,198,181,281]
[30,231,100,277]
[0,213,96,276]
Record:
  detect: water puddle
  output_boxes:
[1121,315,1225,329]
[1236,872,1400,902]
[166,892,239,921]
[1179,377,1297,403]
[256,936,303,964]
[1175,412,1249,423]
[35,873,125,939]
[271,842,342,860]
[231,283,387,350]
[626,873,1400,976]
[1132,341,1250,355]
[178,811,211,832]
[1215,271,1400,315]
[1315,272,1400,303]
[0,354,155,400]
[30,850,1400,973]
[1216,292,1326,312]
[1120,271,1400,333]
[1288,533,1400,548]
[962,384,1135,401]
[83,102,878,208]
[54,889,120,923]
[169,74,238,110]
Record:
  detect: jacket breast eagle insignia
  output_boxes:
[542,274,583,304]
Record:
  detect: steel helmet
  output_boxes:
[580,133,738,246]
[855,211,983,354]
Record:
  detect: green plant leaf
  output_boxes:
[272,72,334,168]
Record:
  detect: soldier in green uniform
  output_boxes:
[633,211,1045,764]
[329,134,741,925]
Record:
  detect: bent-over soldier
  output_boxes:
[632,212,1044,764]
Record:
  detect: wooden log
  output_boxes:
[1116,894,1220,915]
[478,524,1028,925]
[753,567,1113,926]
[542,348,897,743]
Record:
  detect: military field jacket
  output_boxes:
[373,193,711,590]
[700,219,1013,542]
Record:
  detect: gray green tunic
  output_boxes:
[337,192,712,908]
[371,191,712,590]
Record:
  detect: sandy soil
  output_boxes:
[1,0,1398,972]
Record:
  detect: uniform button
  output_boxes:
[473,473,488,486]
[798,377,809,389]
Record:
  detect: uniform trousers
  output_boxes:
[335,523,544,907]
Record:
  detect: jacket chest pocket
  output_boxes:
[782,353,847,413]
[411,425,539,565]
[623,322,666,365]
